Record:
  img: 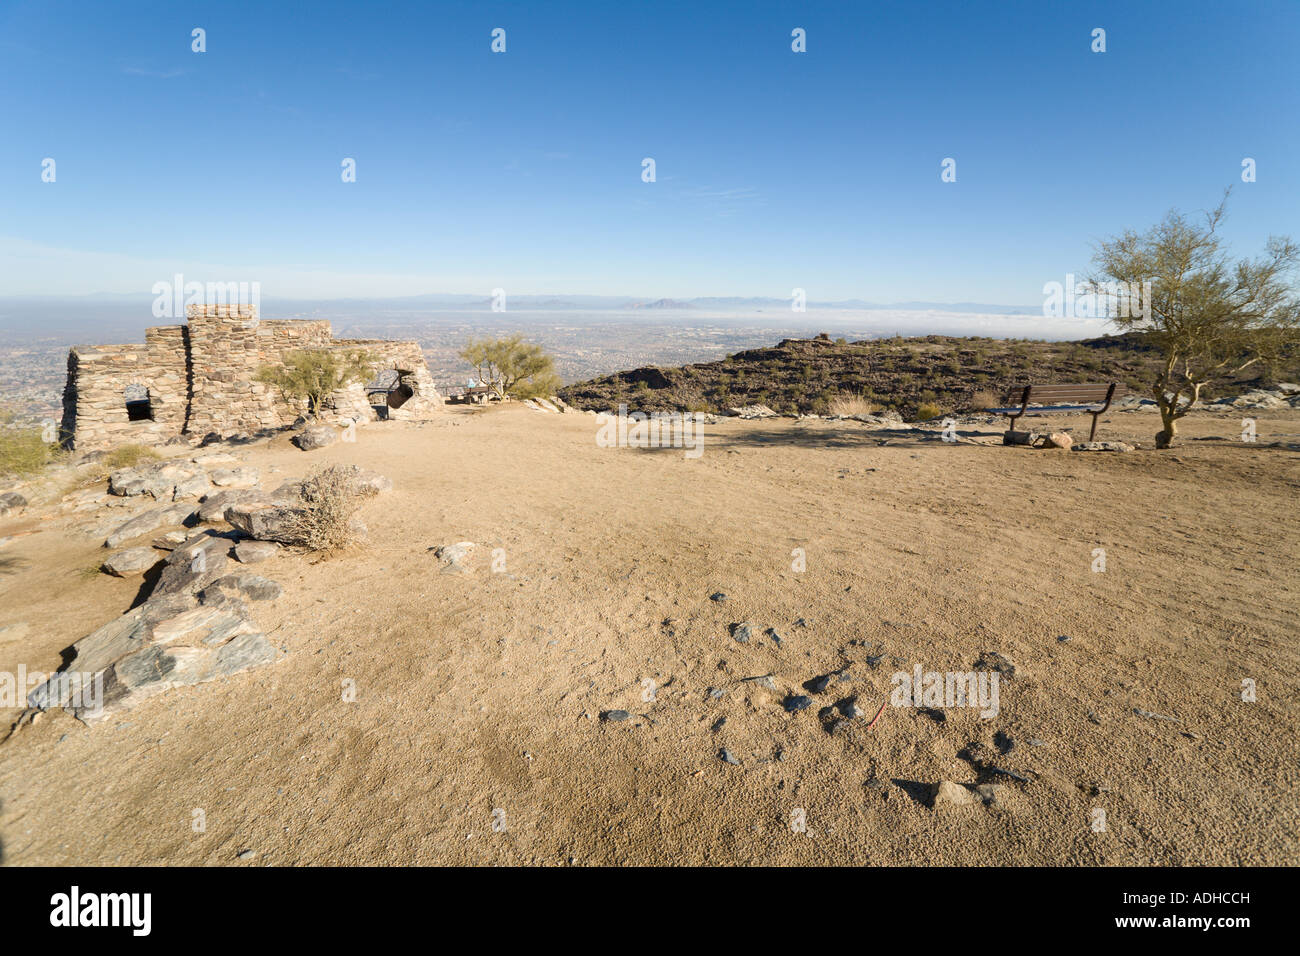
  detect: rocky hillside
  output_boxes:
[557,332,1300,418]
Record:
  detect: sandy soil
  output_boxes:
[0,404,1297,865]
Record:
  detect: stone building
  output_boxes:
[61,304,441,451]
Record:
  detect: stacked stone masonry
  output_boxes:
[61,305,441,451]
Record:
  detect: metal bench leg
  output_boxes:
[1089,413,1099,442]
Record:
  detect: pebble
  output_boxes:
[719,748,740,766]
[237,849,256,860]
[783,695,814,713]
[711,716,727,732]
[804,674,833,694]
[710,592,728,603]
[601,710,631,722]
[729,622,754,643]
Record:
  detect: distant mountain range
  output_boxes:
[0,292,1044,327]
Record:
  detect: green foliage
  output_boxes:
[256,349,377,417]
[460,335,558,399]
[1093,191,1300,446]
[916,401,943,420]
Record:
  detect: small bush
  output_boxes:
[0,428,58,477]
[286,466,373,554]
[968,389,1002,411]
[827,391,879,416]
[916,401,944,420]
[104,444,162,470]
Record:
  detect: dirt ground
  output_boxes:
[0,404,1297,866]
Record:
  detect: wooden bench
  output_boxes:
[991,383,1117,441]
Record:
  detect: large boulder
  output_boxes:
[0,492,28,517]
[103,503,195,548]
[292,425,339,451]
[198,488,271,523]
[26,596,276,723]
[199,574,283,603]
[233,540,280,563]
[102,546,162,577]
[224,503,304,543]
[151,532,234,597]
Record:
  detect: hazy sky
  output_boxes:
[1,0,1297,303]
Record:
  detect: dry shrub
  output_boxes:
[968,389,1002,411]
[103,443,162,470]
[286,465,373,553]
[916,401,944,420]
[0,428,58,477]
[827,391,878,416]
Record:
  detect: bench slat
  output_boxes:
[991,404,1104,414]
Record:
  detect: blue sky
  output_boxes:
[1,0,1297,303]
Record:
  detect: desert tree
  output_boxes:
[255,349,377,418]
[460,335,559,399]
[1092,192,1300,447]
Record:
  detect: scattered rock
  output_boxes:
[729,622,754,643]
[233,540,280,563]
[27,594,276,722]
[209,466,260,489]
[719,748,740,765]
[433,541,476,572]
[152,533,233,596]
[101,547,160,576]
[783,695,814,713]
[152,530,190,549]
[200,574,283,603]
[1134,707,1180,723]
[931,780,975,807]
[765,627,785,647]
[804,673,834,694]
[709,591,728,603]
[292,424,339,451]
[725,404,777,419]
[1072,441,1134,452]
[236,849,256,861]
[109,462,208,499]
[601,710,630,722]
[199,488,271,523]
[1042,431,1073,450]
[1003,430,1039,446]
[224,503,303,544]
[103,503,195,548]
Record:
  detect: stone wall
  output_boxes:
[62,305,441,451]
[60,326,189,451]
